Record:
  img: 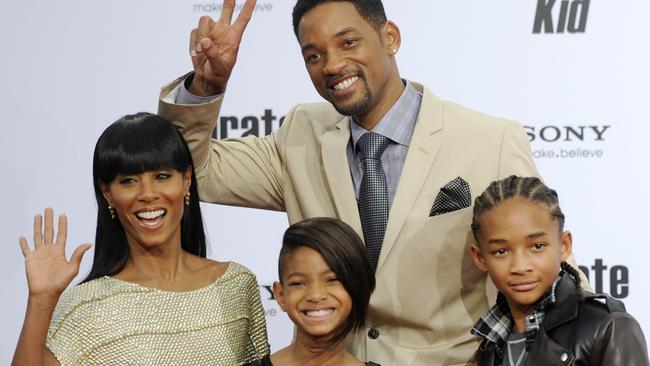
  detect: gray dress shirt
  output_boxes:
[347,81,422,208]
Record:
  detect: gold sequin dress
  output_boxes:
[46,262,269,365]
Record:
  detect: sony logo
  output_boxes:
[524,125,610,142]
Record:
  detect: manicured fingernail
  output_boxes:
[190,49,197,57]
[196,43,203,52]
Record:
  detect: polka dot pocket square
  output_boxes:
[429,177,472,217]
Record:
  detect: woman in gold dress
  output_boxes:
[13,113,269,365]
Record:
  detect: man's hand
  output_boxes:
[189,0,257,96]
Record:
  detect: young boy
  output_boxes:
[469,176,649,366]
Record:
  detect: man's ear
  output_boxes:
[560,231,573,262]
[272,281,287,312]
[470,244,488,272]
[382,20,401,54]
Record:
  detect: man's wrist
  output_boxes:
[176,72,222,104]
[186,73,224,97]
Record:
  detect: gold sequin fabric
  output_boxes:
[46,262,269,365]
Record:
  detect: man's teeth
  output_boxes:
[334,76,359,90]
[304,309,334,318]
[136,210,165,220]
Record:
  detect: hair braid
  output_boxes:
[471,176,564,243]
[561,261,584,299]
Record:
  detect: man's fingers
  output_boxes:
[33,214,43,248]
[190,28,198,57]
[196,16,213,51]
[189,28,208,73]
[200,38,218,59]
[69,243,92,270]
[43,208,54,244]
[56,214,67,246]
[201,38,227,64]
[193,52,208,73]
[19,236,30,257]
[232,0,256,33]
[199,38,213,51]
[217,0,236,24]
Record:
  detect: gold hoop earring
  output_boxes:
[184,192,191,206]
[108,205,116,219]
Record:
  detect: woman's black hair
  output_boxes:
[278,217,375,345]
[82,112,206,283]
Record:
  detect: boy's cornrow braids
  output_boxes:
[560,261,584,300]
[471,176,565,243]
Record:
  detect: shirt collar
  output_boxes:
[350,80,421,151]
[471,273,563,353]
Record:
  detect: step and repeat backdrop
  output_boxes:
[1,0,648,362]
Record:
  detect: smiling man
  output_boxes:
[156,1,569,365]
[295,1,403,131]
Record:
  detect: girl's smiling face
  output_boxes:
[471,197,572,317]
[273,246,352,340]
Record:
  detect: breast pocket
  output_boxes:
[426,206,473,232]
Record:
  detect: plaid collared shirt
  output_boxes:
[347,80,422,207]
[471,274,563,359]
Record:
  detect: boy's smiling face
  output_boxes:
[471,197,572,318]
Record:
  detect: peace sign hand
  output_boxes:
[189,0,256,96]
[19,208,92,301]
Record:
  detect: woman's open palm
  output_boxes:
[19,208,92,298]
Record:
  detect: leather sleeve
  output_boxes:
[591,311,650,366]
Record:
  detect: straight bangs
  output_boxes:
[84,112,207,283]
[94,113,190,184]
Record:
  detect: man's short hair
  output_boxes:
[292,0,388,41]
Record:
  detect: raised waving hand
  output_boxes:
[13,208,91,366]
[19,208,91,299]
[189,0,257,96]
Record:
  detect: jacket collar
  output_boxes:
[543,272,580,331]
[472,273,565,356]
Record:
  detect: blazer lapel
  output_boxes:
[377,85,443,271]
[321,117,363,237]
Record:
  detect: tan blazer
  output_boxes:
[159,77,539,365]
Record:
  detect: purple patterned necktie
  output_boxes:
[357,132,390,273]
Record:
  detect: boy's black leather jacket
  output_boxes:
[476,273,649,365]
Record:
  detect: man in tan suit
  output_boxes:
[157,0,575,364]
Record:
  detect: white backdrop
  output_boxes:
[1,0,649,363]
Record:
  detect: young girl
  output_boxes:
[251,217,379,366]
[13,113,269,365]
[469,175,648,366]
